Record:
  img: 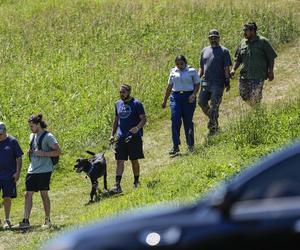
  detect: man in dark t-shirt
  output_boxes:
[0,122,23,229]
[109,84,147,193]
[198,29,232,136]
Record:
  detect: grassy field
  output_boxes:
[0,0,299,249]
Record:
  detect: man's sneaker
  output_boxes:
[14,219,30,230]
[207,128,218,137]
[41,218,52,229]
[169,147,179,156]
[133,182,140,189]
[3,219,12,229]
[109,185,122,194]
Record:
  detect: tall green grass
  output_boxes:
[0,1,299,249]
[0,0,298,158]
[211,99,300,149]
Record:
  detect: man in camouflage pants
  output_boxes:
[231,22,277,106]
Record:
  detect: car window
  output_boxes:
[236,153,300,201]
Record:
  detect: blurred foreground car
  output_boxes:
[44,141,300,250]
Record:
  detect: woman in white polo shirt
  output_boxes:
[162,55,200,156]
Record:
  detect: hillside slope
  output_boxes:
[0,1,299,249]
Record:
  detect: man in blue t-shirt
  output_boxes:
[198,29,232,136]
[109,84,147,194]
[0,122,23,229]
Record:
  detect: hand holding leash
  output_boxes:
[109,135,115,144]
[109,136,117,153]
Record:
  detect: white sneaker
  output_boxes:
[41,218,52,229]
[3,219,12,229]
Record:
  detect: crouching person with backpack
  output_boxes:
[16,114,61,230]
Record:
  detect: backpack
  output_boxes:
[30,131,59,166]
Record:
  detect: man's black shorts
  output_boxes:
[115,135,144,161]
[0,179,17,198]
[25,172,52,192]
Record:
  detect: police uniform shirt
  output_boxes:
[168,66,200,91]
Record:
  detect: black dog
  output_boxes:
[74,151,108,203]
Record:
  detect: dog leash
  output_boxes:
[109,133,133,154]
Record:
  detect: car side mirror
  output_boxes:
[210,189,236,218]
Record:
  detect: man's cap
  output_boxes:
[208,29,220,38]
[0,122,6,133]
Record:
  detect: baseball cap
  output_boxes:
[0,122,6,134]
[208,29,220,38]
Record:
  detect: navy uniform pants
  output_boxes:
[198,82,224,132]
[170,91,196,148]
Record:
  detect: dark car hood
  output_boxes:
[43,201,219,250]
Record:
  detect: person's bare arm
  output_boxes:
[13,157,22,182]
[162,84,173,109]
[189,84,200,103]
[129,114,147,134]
[109,115,119,142]
[35,143,61,157]
[198,66,204,78]
[267,59,275,81]
[230,61,241,77]
[224,66,231,91]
